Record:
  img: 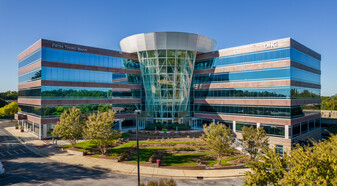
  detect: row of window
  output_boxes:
[193,86,320,99]
[19,103,141,118]
[19,47,140,70]
[139,50,195,59]
[292,119,321,137]
[18,68,41,84]
[42,67,128,84]
[213,47,320,70]
[203,119,320,138]
[19,49,42,69]
[18,86,142,99]
[193,66,320,85]
[194,104,304,118]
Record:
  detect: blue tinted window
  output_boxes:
[193,86,320,99]
[18,49,42,69]
[40,86,140,99]
[194,104,303,118]
[41,67,131,84]
[291,67,320,84]
[291,48,320,70]
[18,68,41,84]
[41,47,139,69]
[214,47,290,67]
[194,67,291,83]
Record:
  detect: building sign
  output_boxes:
[52,43,88,52]
[264,42,278,49]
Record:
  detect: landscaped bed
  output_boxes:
[63,138,249,168]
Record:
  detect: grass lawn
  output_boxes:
[65,140,248,167]
[164,152,213,166]
[62,141,97,150]
[206,155,249,167]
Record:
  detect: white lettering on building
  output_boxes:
[51,43,88,52]
[264,42,278,49]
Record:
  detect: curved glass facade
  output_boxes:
[138,50,196,122]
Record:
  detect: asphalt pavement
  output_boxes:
[0,121,243,185]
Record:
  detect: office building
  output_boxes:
[16,32,321,151]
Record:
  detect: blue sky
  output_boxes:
[0,0,336,96]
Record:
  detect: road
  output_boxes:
[0,121,243,185]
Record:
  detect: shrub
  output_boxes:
[170,130,175,135]
[140,179,177,186]
[161,128,168,131]
[128,129,133,134]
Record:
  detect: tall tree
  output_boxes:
[0,102,20,121]
[201,122,234,165]
[52,107,85,147]
[241,126,269,160]
[243,147,289,186]
[243,134,337,185]
[83,110,121,155]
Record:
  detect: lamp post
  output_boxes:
[135,110,141,186]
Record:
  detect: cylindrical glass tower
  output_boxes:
[120,32,215,124]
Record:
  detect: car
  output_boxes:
[0,161,5,175]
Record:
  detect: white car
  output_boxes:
[0,161,5,175]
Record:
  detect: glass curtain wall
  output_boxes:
[138,50,196,123]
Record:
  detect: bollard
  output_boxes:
[156,159,160,167]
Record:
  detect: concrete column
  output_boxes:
[212,119,215,124]
[119,120,122,130]
[233,121,236,132]
[299,122,302,135]
[43,124,47,139]
[285,125,289,139]
[32,122,35,132]
[256,123,261,128]
[39,124,42,139]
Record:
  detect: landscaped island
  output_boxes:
[63,136,248,168]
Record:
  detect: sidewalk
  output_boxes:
[5,126,250,179]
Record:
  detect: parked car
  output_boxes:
[0,161,5,175]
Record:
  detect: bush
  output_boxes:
[173,147,194,151]
[145,123,191,131]
[161,128,168,131]
[140,179,177,186]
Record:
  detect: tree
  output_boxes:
[280,135,337,185]
[243,134,337,185]
[243,147,289,186]
[0,102,21,121]
[241,126,269,160]
[52,107,85,147]
[201,122,234,165]
[83,110,121,155]
[0,98,7,108]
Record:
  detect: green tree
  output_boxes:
[0,98,7,108]
[280,135,337,185]
[83,110,121,155]
[243,134,337,185]
[241,126,269,160]
[243,147,289,186]
[0,102,21,121]
[201,122,235,165]
[52,107,85,147]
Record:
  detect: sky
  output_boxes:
[0,0,336,96]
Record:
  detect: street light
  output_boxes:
[135,110,141,186]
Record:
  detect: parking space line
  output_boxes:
[13,150,19,154]
[0,152,5,156]
[7,151,12,155]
